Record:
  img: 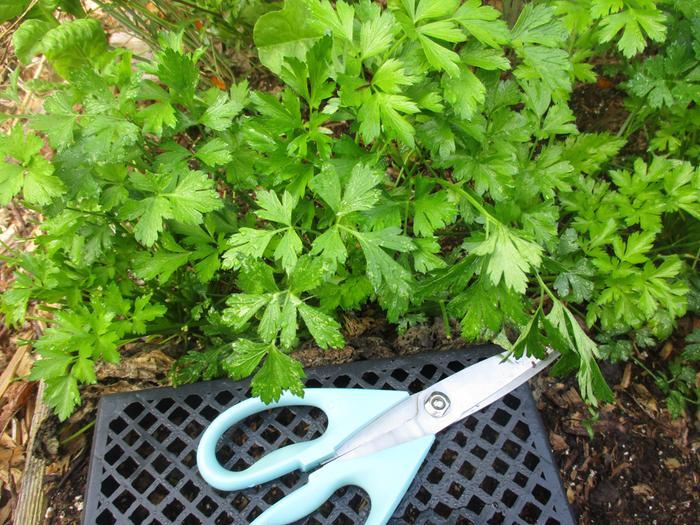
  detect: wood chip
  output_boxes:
[660,341,674,360]
[549,431,568,452]
[664,457,681,470]
[632,483,655,499]
[620,363,632,389]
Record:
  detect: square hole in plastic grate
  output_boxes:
[83,347,574,525]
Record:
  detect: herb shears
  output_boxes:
[197,351,558,525]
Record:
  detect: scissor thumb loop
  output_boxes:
[250,435,435,525]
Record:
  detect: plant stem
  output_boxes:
[60,420,96,445]
[439,300,452,339]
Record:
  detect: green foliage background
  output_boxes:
[1,0,699,420]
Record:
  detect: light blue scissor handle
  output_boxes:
[197,388,408,491]
[250,435,436,525]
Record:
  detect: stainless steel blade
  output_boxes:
[333,351,558,462]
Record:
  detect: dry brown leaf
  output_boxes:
[549,431,568,453]
[632,383,658,412]
[664,457,681,470]
[620,363,632,389]
[631,483,654,498]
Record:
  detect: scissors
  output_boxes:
[197,350,558,525]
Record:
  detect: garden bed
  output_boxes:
[2,1,700,524]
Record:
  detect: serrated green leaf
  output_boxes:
[139,101,176,137]
[224,228,276,263]
[453,0,509,48]
[681,330,700,361]
[44,375,81,421]
[511,4,567,48]
[200,91,244,131]
[253,0,325,74]
[298,302,344,349]
[133,251,190,284]
[196,137,232,167]
[442,68,485,120]
[222,293,269,330]
[472,224,543,294]
[72,357,97,384]
[251,345,305,403]
[222,339,270,379]
[258,296,282,342]
[30,92,77,149]
[29,349,74,380]
[359,8,395,60]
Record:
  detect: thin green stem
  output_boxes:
[536,273,558,303]
[60,420,96,445]
[432,178,499,225]
[439,300,452,339]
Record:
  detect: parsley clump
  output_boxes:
[1,0,699,420]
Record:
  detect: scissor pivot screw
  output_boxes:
[425,392,450,417]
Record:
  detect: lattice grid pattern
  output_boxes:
[83,346,574,525]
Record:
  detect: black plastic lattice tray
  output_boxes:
[83,345,575,525]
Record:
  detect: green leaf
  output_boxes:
[472,224,543,294]
[0,0,28,23]
[222,339,270,379]
[372,59,417,94]
[44,375,81,421]
[418,33,461,77]
[253,0,325,74]
[255,190,295,225]
[339,163,384,216]
[682,330,700,361]
[139,101,176,137]
[413,182,456,236]
[222,293,269,330]
[442,68,485,120]
[224,228,276,263]
[29,349,74,380]
[547,300,614,406]
[133,251,190,284]
[30,92,78,149]
[200,91,244,131]
[453,0,509,48]
[196,138,233,167]
[511,4,567,48]
[553,262,595,303]
[353,227,414,321]
[309,0,354,42]
[0,125,65,205]
[311,227,347,267]
[155,47,200,104]
[251,346,305,403]
[515,46,572,96]
[12,19,52,63]
[280,299,298,349]
[596,5,667,58]
[274,228,303,271]
[37,18,107,77]
[540,104,578,137]
[72,357,97,384]
[512,307,547,359]
[258,296,282,342]
[122,169,222,246]
[359,8,396,60]
[130,295,166,334]
[298,303,344,349]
